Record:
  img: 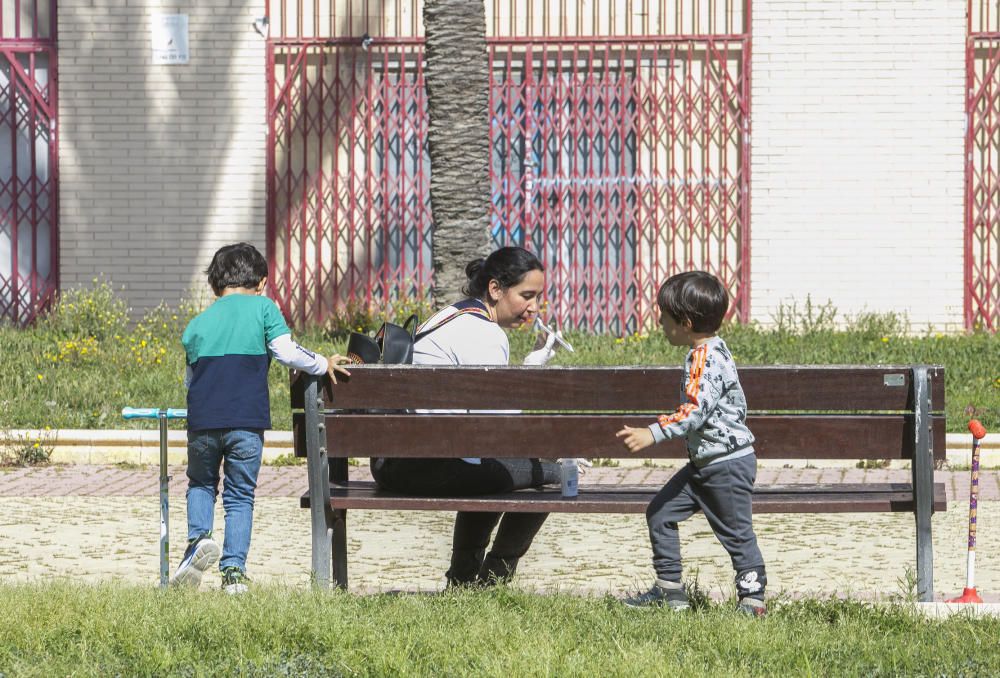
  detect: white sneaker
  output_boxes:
[169,535,220,588]
[221,567,250,595]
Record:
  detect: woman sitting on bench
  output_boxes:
[370,246,562,588]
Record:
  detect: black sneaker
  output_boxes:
[221,566,250,595]
[623,579,690,610]
[737,597,767,618]
[170,534,220,588]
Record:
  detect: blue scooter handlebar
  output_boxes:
[121,407,188,420]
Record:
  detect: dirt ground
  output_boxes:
[2,496,997,602]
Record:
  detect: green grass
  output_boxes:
[0,583,995,677]
[0,282,997,431]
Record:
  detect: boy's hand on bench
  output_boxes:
[617,425,654,453]
[326,354,352,384]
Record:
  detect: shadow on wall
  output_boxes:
[57,1,267,319]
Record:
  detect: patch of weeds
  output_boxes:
[771,295,838,334]
[267,453,305,467]
[0,427,56,467]
[113,461,147,471]
[38,275,130,340]
[591,458,620,468]
[683,570,715,612]
[890,567,919,604]
[845,310,910,339]
[855,459,891,470]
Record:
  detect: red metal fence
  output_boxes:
[267,2,751,332]
[967,1,1000,331]
[0,0,57,326]
[490,38,750,332]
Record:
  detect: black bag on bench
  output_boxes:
[346,314,419,365]
[345,301,493,365]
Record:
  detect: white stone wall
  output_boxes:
[58,1,267,317]
[53,0,972,330]
[750,0,966,330]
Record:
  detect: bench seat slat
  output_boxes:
[295,413,946,461]
[301,481,947,514]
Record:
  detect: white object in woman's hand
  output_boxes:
[523,330,558,365]
[533,317,575,352]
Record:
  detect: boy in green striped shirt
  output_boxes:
[171,243,350,594]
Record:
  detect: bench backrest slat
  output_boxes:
[291,366,945,412]
[292,413,946,461]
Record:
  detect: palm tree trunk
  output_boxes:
[423,0,491,307]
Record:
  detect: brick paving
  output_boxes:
[0,463,996,501]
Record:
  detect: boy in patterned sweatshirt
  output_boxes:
[616,271,767,616]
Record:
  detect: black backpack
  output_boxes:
[346,314,419,365]
[345,302,493,365]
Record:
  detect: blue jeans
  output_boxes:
[186,428,264,572]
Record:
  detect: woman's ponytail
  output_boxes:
[461,247,543,299]
[463,258,488,297]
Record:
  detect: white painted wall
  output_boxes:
[750,0,967,330]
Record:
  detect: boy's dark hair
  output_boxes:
[657,271,729,333]
[462,246,544,298]
[206,243,268,293]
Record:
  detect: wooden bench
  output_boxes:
[291,364,946,601]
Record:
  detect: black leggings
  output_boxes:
[370,457,558,496]
[371,457,559,585]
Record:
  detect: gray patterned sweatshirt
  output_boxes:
[646,336,756,467]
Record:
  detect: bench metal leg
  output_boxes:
[912,366,934,602]
[304,375,334,589]
[332,508,348,589]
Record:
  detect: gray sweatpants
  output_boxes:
[646,453,766,599]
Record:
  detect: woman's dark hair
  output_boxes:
[656,271,729,333]
[462,246,544,298]
[206,242,269,292]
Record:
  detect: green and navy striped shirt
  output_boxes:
[182,294,290,432]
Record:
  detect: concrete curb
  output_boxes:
[5,430,1000,467]
[6,429,293,464]
[914,602,1000,618]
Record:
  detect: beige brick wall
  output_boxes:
[58,1,267,317]
[750,0,966,330]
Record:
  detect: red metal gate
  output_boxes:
[968,1,1000,331]
[0,0,57,326]
[490,38,750,332]
[267,2,750,332]
[268,41,432,328]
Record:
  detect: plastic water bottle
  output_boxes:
[561,458,579,498]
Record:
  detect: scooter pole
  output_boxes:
[122,407,187,588]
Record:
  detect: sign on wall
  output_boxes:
[151,14,189,65]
